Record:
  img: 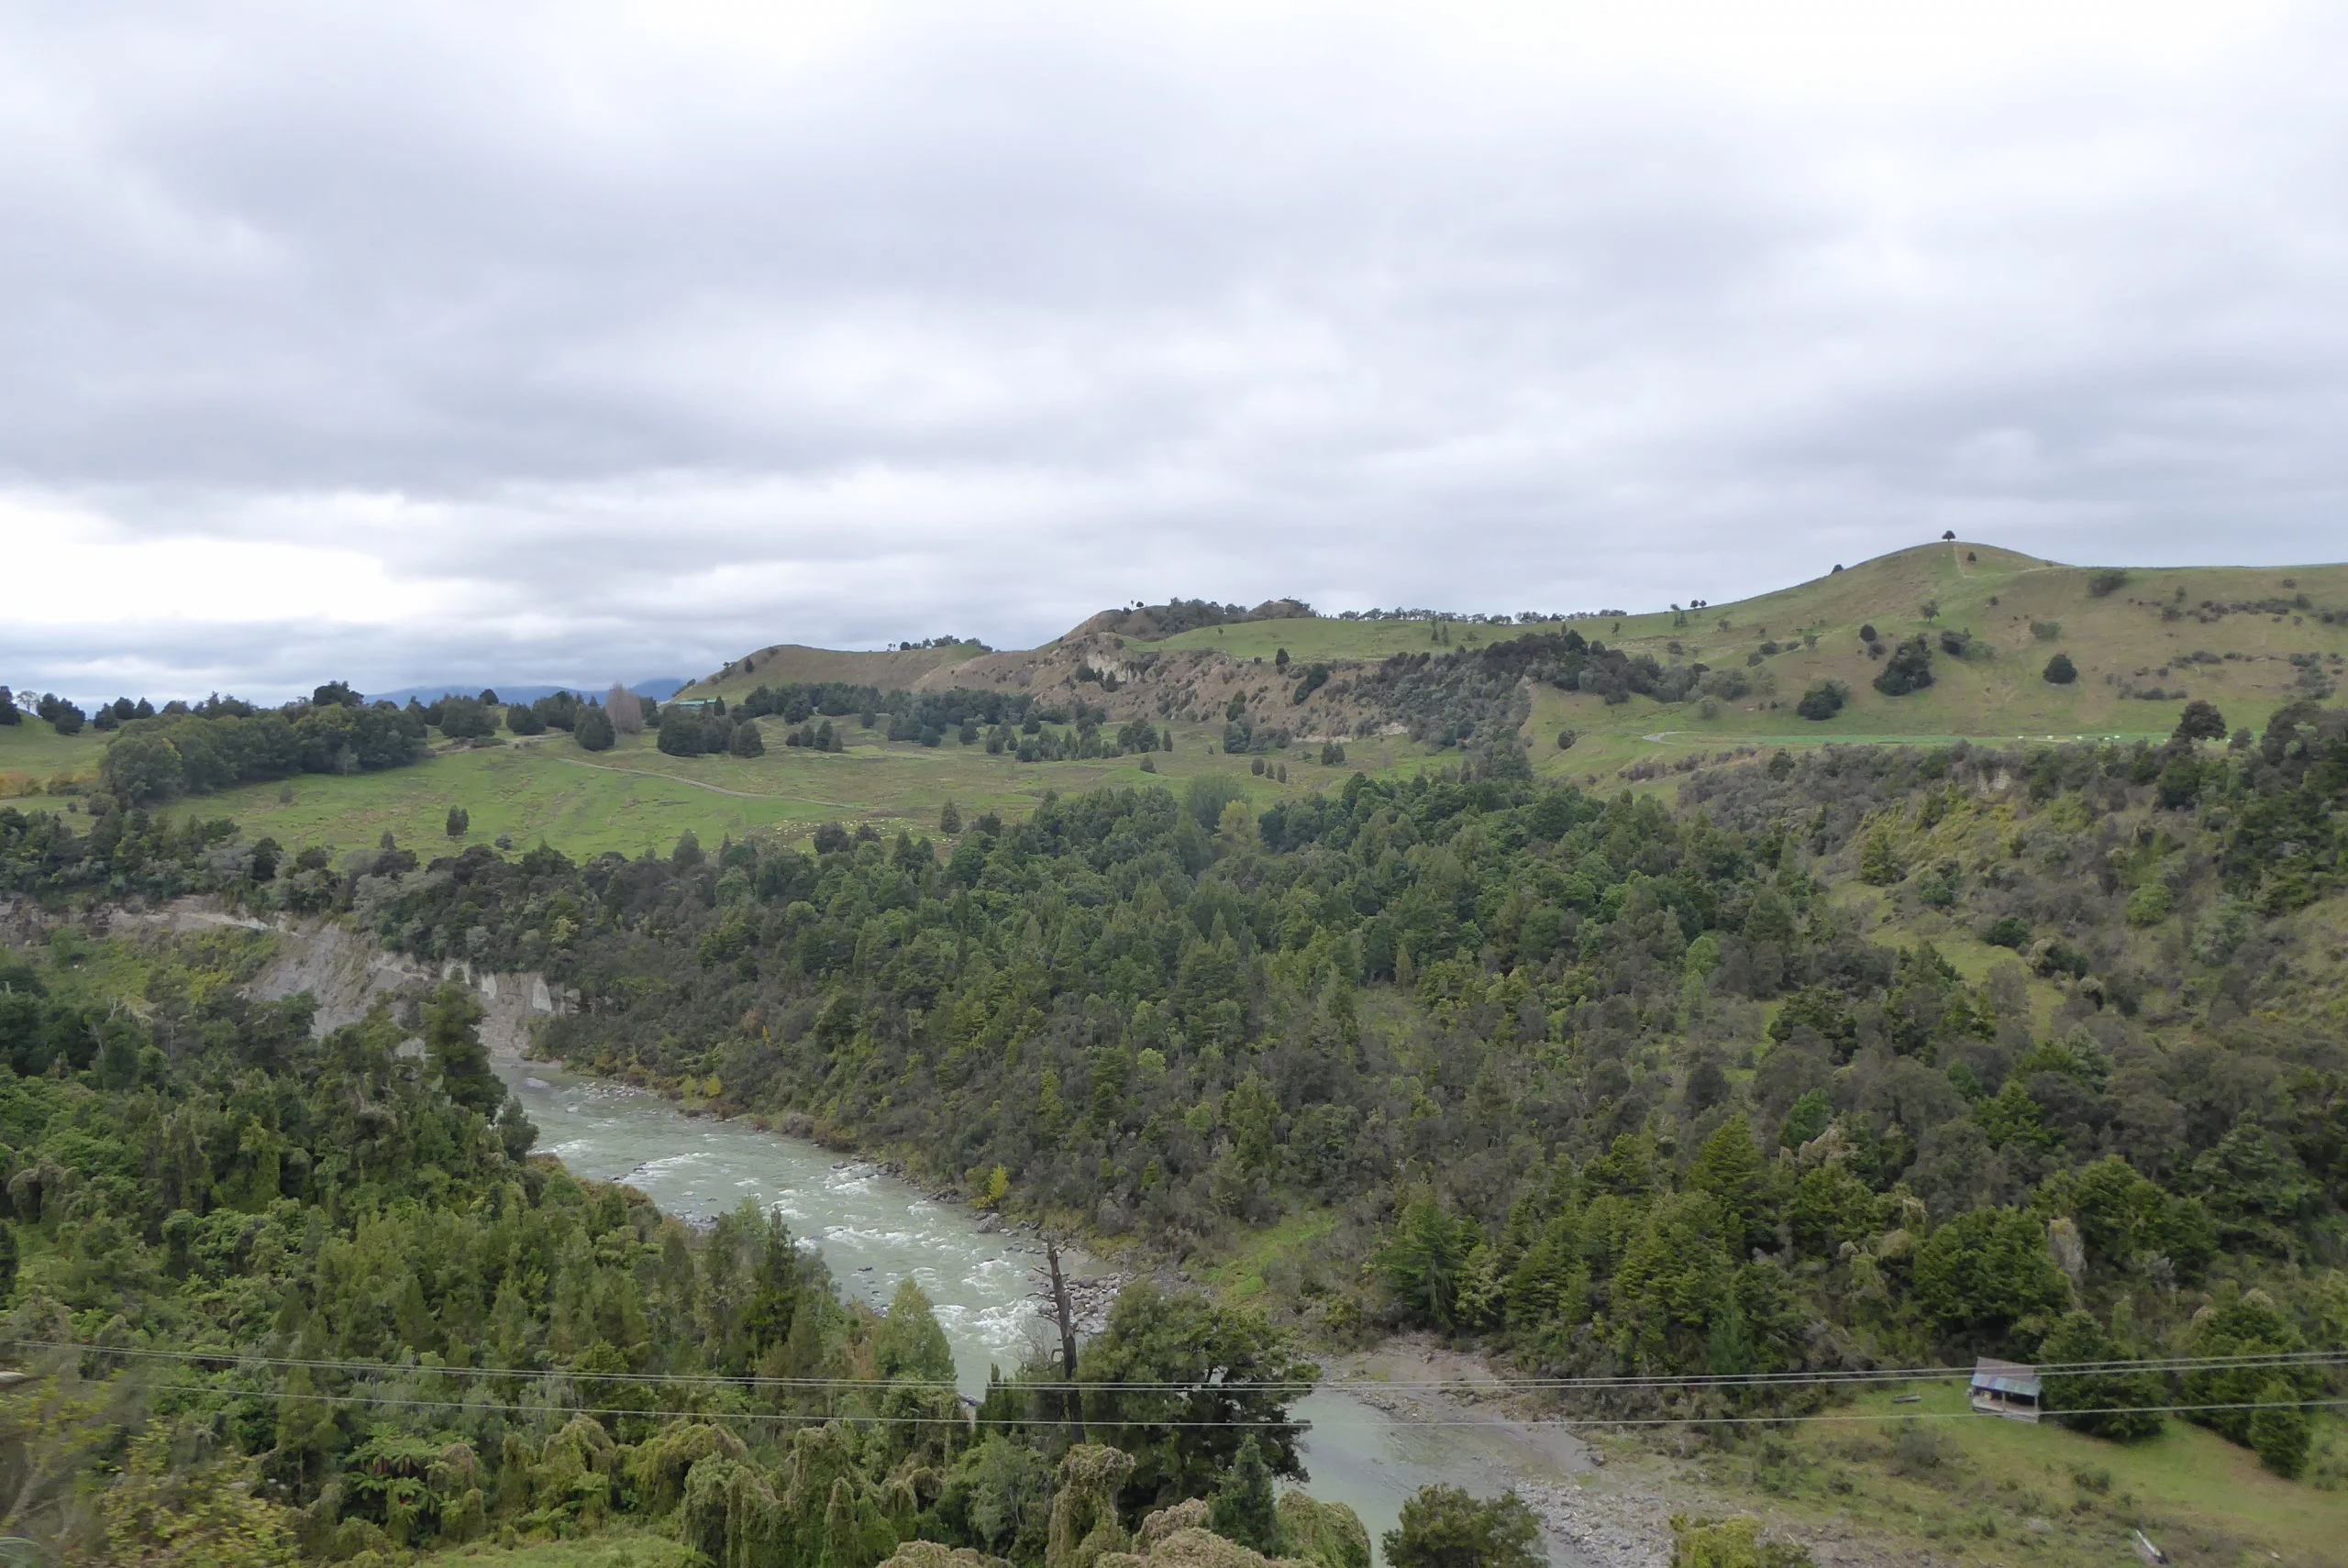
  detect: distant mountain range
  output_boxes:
[363,678,690,707]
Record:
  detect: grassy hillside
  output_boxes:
[675,640,989,702]
[0,721,105,795]
[17,544,2345,863]
[1682,1377,2346,1567]
[1147,543,2348,747]
[662,547,2348,803]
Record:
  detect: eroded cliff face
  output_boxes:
[12,894,570,1057]
[243,911,567,1056]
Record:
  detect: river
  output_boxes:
[494,1051,1605,1566]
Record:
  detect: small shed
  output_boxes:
[1969,1358,2042,1422]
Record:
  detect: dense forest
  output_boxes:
[0,929,1386,1567]
[359,708,2342,1473]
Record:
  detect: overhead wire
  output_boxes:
[10,1339,2342,1396]
[51,1377,2348,1431]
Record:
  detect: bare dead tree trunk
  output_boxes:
[606,683,644,735]
[1047,1240,1086,1443]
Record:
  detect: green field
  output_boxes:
[1689,1376,2348,1567]
[6,720,1439,862]
[675,639,990,702]
[0,720,105,794]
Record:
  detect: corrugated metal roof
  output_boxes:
[1970,1358,2042,1396]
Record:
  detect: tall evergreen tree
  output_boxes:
[1208,1435,1282,1554]
[423,981,503,1116]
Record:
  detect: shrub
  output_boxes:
[1669,1514,1813,1568]
[1795,681,1847,722]
[2088,569,2129,597]
[1858,830,1905,885]
[2031,620,2063,641]
[2155,756,2201,811]
[2173,699,2226,743]
[2043,652,2078,685]
[1981,916,2032,949]
[2250,1378,2311,1478]
[2039,1310,2165,1441]
[1384,1487,1540,1568]
[2124,884,2173,926]
[1872,637,1934,697]
[1887,1421,1955,1479]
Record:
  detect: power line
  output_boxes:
[80,1378,2348,1430]
[9,1342,2338,1389]
[10,1340,2342,1395]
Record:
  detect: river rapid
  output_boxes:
[494,1050,1611,1566]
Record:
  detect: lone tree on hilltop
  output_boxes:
[2043,652,2078,685]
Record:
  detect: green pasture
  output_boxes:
[1725,1375,2348,1567]
[83,718,1422,861]
[0,720,105,792]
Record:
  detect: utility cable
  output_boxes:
[8,1340,2341,1395]
[76,1378,2348,1430]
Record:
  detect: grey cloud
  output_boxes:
[4,3,2345,701]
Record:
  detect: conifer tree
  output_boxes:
[1209,1435,1282,1554]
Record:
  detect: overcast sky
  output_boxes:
[5,1,2344,701]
